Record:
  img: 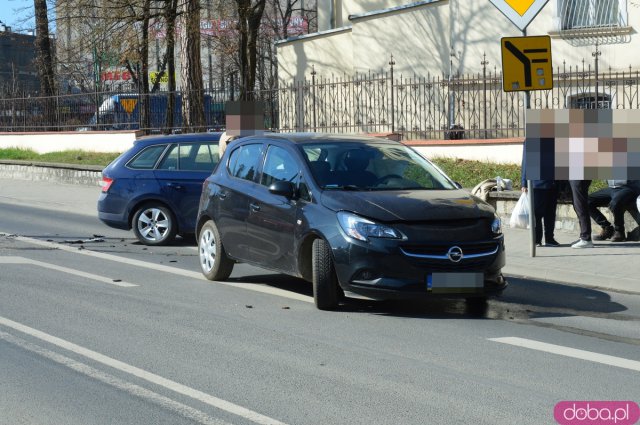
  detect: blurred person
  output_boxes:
[569,180,593,248]
[521,150,560,247]
[220,100,265,157]
[589,180,640,242]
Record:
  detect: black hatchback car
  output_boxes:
[196,134,506,310]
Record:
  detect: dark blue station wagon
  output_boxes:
[98,133,222,245]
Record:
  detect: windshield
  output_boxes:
[300,141,457,191]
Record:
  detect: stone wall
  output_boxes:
[488,191,640,241]
[0,161,102,187]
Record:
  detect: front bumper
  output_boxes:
[329,234,507,300]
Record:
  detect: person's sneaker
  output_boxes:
[611,231,626,242]
[593,225,614,241]
[545,239,561,247]
[571,239,594,249]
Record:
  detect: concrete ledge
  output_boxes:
[0,160,103,187]
[487,190,640,240]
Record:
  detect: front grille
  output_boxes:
[400,241,499,258]
[416,259,491,272]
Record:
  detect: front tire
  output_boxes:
[199,220,234,281]
[132,203,177,246]
[312,238,339,310]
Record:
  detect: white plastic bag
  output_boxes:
[509,193,530,229]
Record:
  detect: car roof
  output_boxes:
[134,132,223,147]
[234,132,400,146]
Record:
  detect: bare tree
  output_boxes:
[180,0,205,131]
[235,0,266,100]
[34,0,56,96]
[162,0,179,132]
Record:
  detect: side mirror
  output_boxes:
[454,181,463,189]
[268,180,295,198]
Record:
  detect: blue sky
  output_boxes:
[1,0,35,32]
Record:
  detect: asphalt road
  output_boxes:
[1,202,639,425]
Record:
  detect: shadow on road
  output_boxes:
[228,273,629,321]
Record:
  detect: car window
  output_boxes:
[229,143,262,181]
[157,144,179,170]
[178,143,219,171]
[127,145,167,169]
[298,178,312,202]
[301,142,457,190]
[261,145,299,187]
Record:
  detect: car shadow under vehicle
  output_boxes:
[227,272,630,321]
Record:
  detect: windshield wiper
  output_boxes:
[322,184,362,191]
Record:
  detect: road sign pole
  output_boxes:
[521,27,536,257]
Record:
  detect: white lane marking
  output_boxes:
[0,315,288,425]
[490,337,640,372]
[0,330,231,425]
[8,234,313,303]
[0,256,138,287]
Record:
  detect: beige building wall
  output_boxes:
[277,28,354,83]
[318,0,409,31]
[453,1,639,77]
[280,0,639,83]
[351,1,451,76]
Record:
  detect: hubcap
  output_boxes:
[199,228,217,273]
[137,208,170,242]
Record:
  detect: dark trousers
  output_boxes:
[588,186,638,232]
[533,187,558,244]
[570,180,592,241]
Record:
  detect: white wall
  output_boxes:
[409,142,523,164]
[455,1,640,76]
[0,132,137,154]
[351,2,451,76]
[279,0,640,83]
[277,29,354,83]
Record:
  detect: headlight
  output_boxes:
[491,216,502,235]
[337,211,403,242]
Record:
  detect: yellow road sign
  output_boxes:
[489,0,549,31]
[505,0,535,16]
[501,36,553,92]
[120,99,138,115]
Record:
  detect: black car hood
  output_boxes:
[320,190,495,222]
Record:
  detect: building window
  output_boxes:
[558,0,627,30]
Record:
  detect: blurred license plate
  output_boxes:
[427,273,483,292]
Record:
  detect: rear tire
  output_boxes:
[312,238,339,310]
[132,203,177,246]
[199,220,234,281]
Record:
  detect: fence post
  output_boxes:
[482,53,488,139]
[592,40,601,108]
[389,54,395,134]
[311,65,317,131]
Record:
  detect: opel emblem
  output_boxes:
[447,246,464,263]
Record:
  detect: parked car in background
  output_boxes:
[98,133,222,245]
[196,133,507,310]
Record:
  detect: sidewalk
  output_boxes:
[503,228,639,294]
[1,178,639,295]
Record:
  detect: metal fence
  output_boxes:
[276,60,640,139]
[1,59,638,138]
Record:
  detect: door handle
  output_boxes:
[167,183,184,191]
[218,191,227,200]
[250,203,260,212]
